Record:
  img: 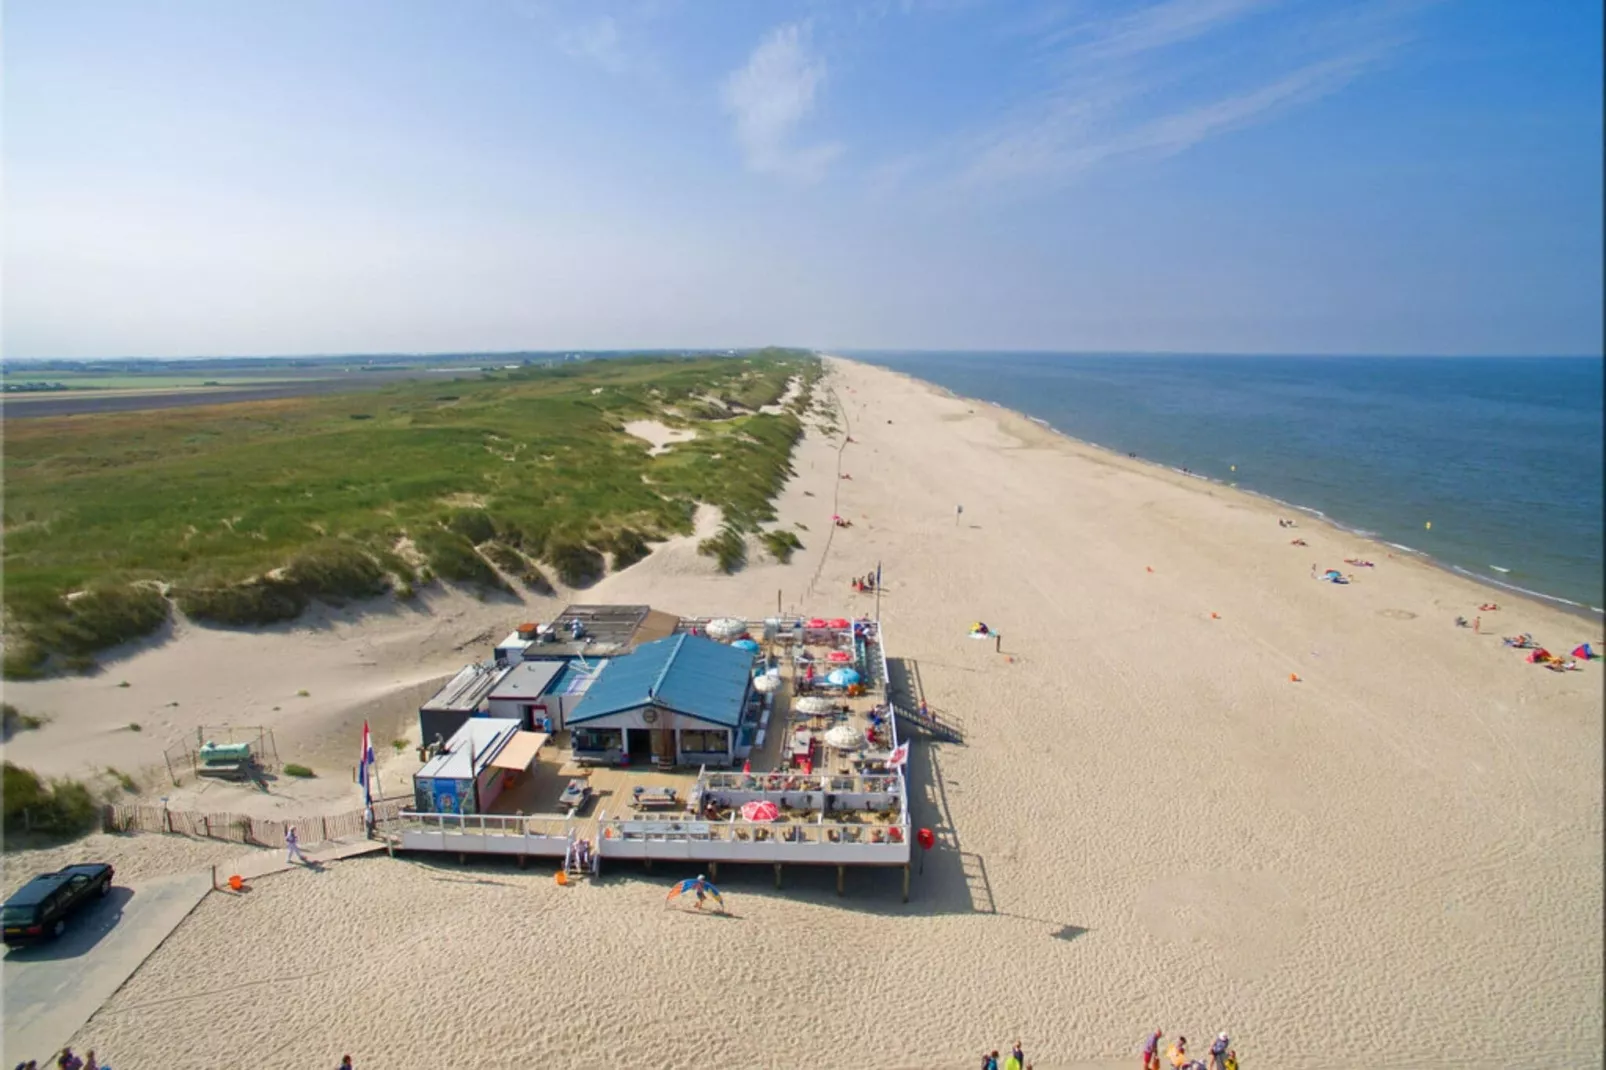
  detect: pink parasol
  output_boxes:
[806,618,828,629]
[827,650,853,663]
[740,800,780,822]
[827,618,850,628]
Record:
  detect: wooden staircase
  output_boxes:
[895,701,962,744]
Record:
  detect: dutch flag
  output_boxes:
[358,720,376,807]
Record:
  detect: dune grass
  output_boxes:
[3,350,819,674]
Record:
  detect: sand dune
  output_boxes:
[6,356,1600,1069]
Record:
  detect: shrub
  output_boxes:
[480,542,526,574]
[1,704,45,739]
[127,722,142,731]
[598,528,651,570]
[698,525,747,574]
[446,508,497,545]
[176,579,307,626]
[760,529,804,564]
[106,767,138,793]
[283,542,388,601]
[415,528,508,591]
[283,763,316,778]
[520,568,554,594]
[2,641,48,681]
[2,762,100,838]
[546,539,605,588]
[9,584,170,668]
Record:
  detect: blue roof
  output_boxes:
[566,634,752,728]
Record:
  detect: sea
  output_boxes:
[845,352,1604,617]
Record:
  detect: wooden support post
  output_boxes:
[902,863,910,903]
[836,865,846,896]
[774,863,783,889]
[518,854,527,869]
[458,853,466,865]
[644,859,653,872]
[709,862,719,881]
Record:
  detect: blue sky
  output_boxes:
[4,0,1601,357]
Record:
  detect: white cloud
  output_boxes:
[943,0,1412,192]
[723,22,843,183]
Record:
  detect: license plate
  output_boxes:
[3,928,21,935]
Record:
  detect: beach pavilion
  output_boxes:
[566,633,756,769]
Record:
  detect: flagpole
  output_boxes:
[874,560,882,623]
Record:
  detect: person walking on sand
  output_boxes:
[1166,1036,1188,1069]
[1141,1029,1163,1070]
[1473,615,1481,634]
[285,825,309,865]
[1007,1040,1025,1070]
[1209,1033,1230,1070]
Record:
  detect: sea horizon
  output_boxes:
[841,350,1604,618]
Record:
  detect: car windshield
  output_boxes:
[2,905,36,924]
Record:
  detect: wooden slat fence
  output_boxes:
[103,798,408,849]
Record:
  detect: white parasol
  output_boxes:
[824,725,866,751]
[752,674,781,694]
[795,696,835,716]
[705,617,748,640]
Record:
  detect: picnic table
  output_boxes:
[559,779,590,811]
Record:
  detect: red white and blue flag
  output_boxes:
[888,742,909,769]
[358,720,376,806]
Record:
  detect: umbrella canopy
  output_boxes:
[733,638,762,653]
[740,800,780,822]
[827,618,850,628]
[752,674,781,693]
[827,668,861,687]
[706,617,747,640]
[795,696,835,715]
[826,650,853,663]
[823,725,865,750]
[806,618,828,629]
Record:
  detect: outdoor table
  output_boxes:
[559,779,590,810]
[634,787,679,809]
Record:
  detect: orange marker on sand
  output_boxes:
[1210,612,1220,619]
[1289,673,1301,682]
[1146,566,1154,573]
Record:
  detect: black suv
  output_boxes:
[2,862,115,947]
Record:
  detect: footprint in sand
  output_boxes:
[1377,608,1418,620]
[1135,869,1308,981]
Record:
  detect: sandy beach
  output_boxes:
[5,356,1601,1070]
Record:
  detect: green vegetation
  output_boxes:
[3,762,100,841]
[760,528,804,564]
[2,703,45,739]
[106,767,139,793]
[127,722,142,731]
[698,523,748,574]
[3,583,170,678]
[283,763,316,778]
[392,738,408,752]
[4,349,818,673]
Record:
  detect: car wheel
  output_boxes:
[52,918,66,939]
[98,878,111,897]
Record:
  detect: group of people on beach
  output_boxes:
[979,1040,1029,1069]
[1142,1029,1238,1070]
[15,1048,107,1070]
